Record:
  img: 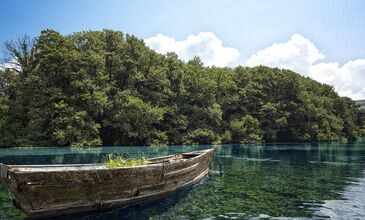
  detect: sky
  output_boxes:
[1,0,365,99]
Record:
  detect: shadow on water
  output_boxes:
[1,141,365,219]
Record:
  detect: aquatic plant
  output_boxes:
[105,153,145,168]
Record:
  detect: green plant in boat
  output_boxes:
[105,153,145,168]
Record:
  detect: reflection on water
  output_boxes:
[0,141,364,219]
[314,171,365,219]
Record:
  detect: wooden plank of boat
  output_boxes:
[0,148,214,218]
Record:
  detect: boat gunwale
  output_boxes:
[2,148,214,173]
[0,148,215,218]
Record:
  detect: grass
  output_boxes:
[105,153,146,168]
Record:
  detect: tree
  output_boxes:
[3,35,36,76]
[230,115,262,144]
[1,29,364,147]
[106,90,166,146]
[184,128,215,145]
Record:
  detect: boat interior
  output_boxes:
[0,150,210,174]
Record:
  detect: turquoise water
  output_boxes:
[0,142,365,219]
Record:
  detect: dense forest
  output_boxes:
[0,29,364,147]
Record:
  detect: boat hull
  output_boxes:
[0,148,214,218]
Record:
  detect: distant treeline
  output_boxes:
[355,100,365,109]
[0,29,364,147]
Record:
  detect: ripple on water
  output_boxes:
[1,143,365,219]
[313,171,365,220]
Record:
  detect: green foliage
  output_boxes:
[214,130,232,144]
[184,128,216,145]
[106,90,166,146]
[0,29,364,147]
[105,153,145,168]
[50,101,101,147]
[0,96,8,128]
[230,115,262,143]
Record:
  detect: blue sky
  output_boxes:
[0,0,364,63]
[1,0,365,99]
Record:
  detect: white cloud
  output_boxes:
[246,34,324,75]
[0,59,20,71]
[0,62,13,71]
[145,32,240,67]
[309,59,365,100]
[246,34,365,100]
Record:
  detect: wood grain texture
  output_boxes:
[1,148,214,218]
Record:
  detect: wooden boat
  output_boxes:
[0,148,214,218]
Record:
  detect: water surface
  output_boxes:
[0,142,364,219]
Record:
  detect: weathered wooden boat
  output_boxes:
[0,148,214,218]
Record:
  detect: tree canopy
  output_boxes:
[0,29,364,147]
